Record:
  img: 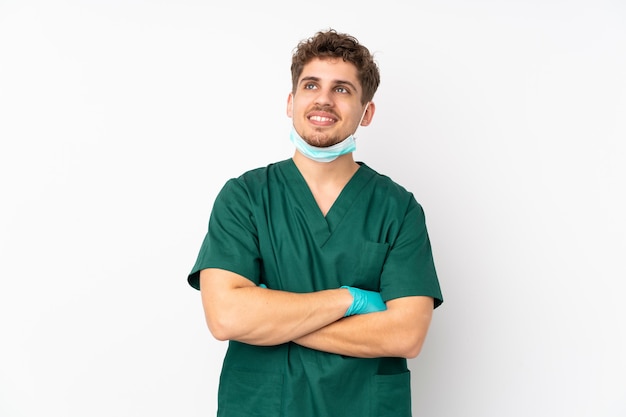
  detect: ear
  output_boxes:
[286,93,294,118]
[360,102,376,126]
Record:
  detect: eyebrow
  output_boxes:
[300,76,359,93]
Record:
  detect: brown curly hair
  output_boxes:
[290,29,380,105]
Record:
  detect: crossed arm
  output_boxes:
[199,268,434,359]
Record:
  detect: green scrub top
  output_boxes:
[188,159,443,417]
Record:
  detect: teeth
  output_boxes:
[310,116,334,122]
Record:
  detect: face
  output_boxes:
[287,57,374,148]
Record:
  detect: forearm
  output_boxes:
[200,269,352,346]
[294,296,434,359]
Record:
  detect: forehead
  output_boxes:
[298,57,360,87]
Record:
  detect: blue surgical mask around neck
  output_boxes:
[289,127,356,163]
[289,103,370,163]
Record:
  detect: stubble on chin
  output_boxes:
[304,132,339,148]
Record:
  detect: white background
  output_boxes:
[1,1,625,416]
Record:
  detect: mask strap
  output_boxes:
[353,102,370,139]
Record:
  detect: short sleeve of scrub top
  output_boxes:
[187,177,261,290]
[379,197,442,307]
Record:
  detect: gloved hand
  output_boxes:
[341,286,387,317]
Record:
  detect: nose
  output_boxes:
[314,87,334,107]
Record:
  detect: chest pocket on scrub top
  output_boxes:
[353,241,389,289]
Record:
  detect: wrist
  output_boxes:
[338,286,354,316]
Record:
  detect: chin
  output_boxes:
[305,135,337,148]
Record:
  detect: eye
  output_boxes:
[304,83,317,90]
[335,86,349,94]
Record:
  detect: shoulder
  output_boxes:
[220,159,291,193]
[359,163,421,211]
[215,160,292,211]
[230,159,291,187]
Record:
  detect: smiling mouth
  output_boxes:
[309,115,335,123]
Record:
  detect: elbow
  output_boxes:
[208,326,230,342]
[383,296,433,358]
[205,313,236,341]
[205,313,278,346]
[393,334,426,359]
[403,340,424,359]
[206,310,265,343]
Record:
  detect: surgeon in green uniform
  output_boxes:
[188,28,443,417]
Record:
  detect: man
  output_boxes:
[188,28,443,416]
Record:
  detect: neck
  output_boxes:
[292,150,360,217]
[292,150,359,185]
